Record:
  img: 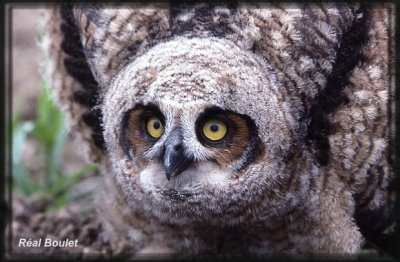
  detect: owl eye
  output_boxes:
[202,119,228,141]
[146,116,164,139]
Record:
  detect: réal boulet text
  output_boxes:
[18,238,79,248]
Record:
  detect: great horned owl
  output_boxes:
[39,2,397,256]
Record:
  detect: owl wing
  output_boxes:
[39,3,170,162]
[327,5,397,253]
[242,3,397,253]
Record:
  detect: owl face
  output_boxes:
[102,37,303,225]
[121,103,259,183]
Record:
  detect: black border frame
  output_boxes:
[1,1,399,261]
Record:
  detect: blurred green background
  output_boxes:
[11,8,98,211]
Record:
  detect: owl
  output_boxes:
[38,2,397,256]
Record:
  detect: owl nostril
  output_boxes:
[174,144,183,153]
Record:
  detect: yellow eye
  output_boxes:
[202,119,228,141]
[146,116,164,139]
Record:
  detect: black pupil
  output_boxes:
[210,124,219,132]
[153,121,161,129]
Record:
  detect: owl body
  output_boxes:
[39,2,396,255]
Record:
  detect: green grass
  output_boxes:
[12,82,98,210]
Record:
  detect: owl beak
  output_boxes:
[163,128,192,180]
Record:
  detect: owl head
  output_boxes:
[42,3,362,225]
[102,36,301,225]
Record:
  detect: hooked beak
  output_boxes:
[163,128,193,180]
